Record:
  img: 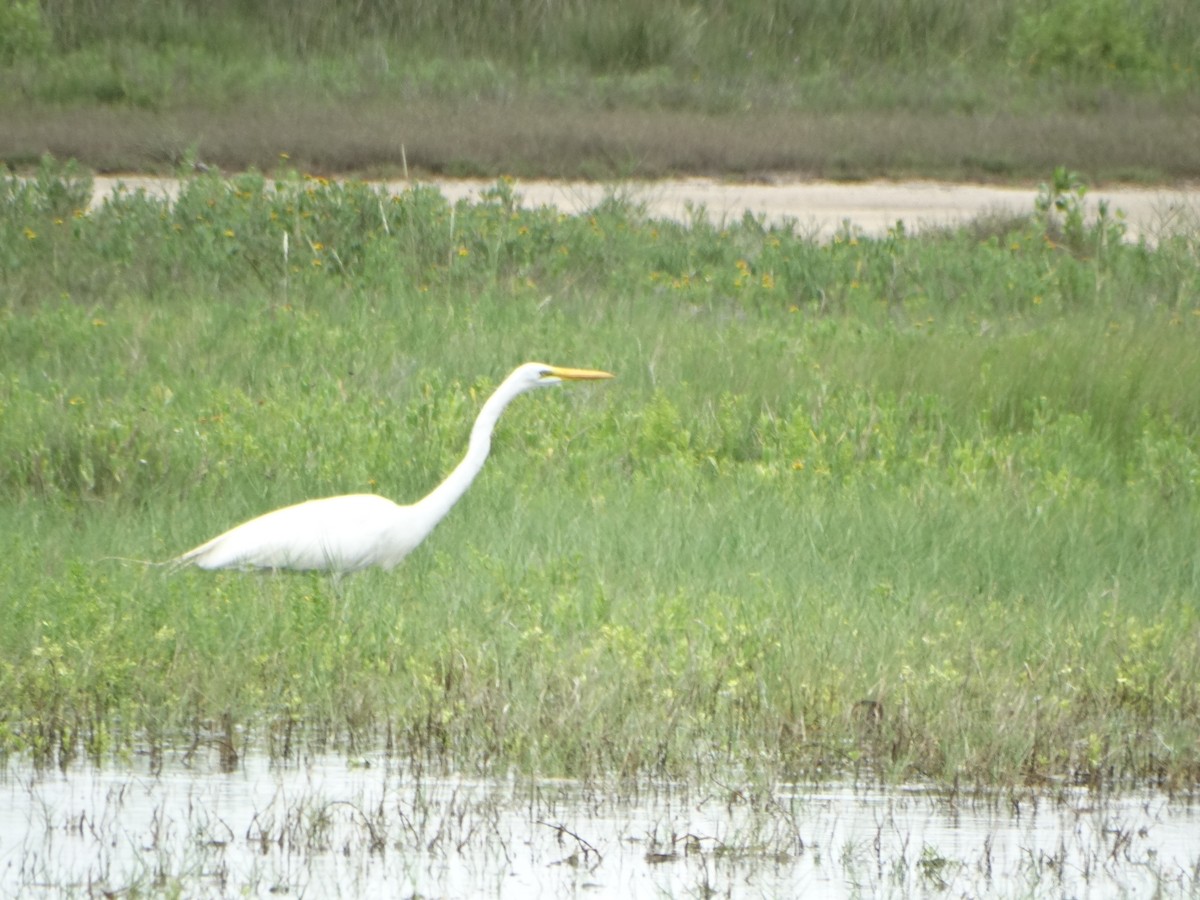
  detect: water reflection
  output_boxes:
[2,749,1196,897]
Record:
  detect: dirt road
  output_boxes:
[92,176,1199,242]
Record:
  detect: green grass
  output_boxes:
[22,0,1200,84]
[1,160,1199,787]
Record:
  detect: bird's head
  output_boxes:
[518,362,615,389]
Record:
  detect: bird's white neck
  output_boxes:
[410,375,535,529]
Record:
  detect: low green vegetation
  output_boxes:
[2,159,1199,788]
[15,0,1199,96]
[2,0,1198,178]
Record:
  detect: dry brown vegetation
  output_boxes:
[5,98,1200,182]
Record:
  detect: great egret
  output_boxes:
[173,362,614,573]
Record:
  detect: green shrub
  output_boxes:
[0,0,50,63]
[1012,0,1158,78]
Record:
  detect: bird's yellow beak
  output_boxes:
[547,366,615,381]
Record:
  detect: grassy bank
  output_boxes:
[2,160,1199,787]
[2,0,1199,179]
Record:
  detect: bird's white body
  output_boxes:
[176,494,426,572]
[173,362,613,574]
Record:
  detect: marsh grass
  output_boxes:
[26,0,1200,82]
[2,1,1200,178]
[1,161,1199,786]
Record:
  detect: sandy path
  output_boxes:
[92,176,1199,242]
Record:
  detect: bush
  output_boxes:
[1012,0,1158,78]
[0,0,51,63]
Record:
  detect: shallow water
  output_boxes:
[2,749,1197,898]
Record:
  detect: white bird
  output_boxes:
[173,362,614,573]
